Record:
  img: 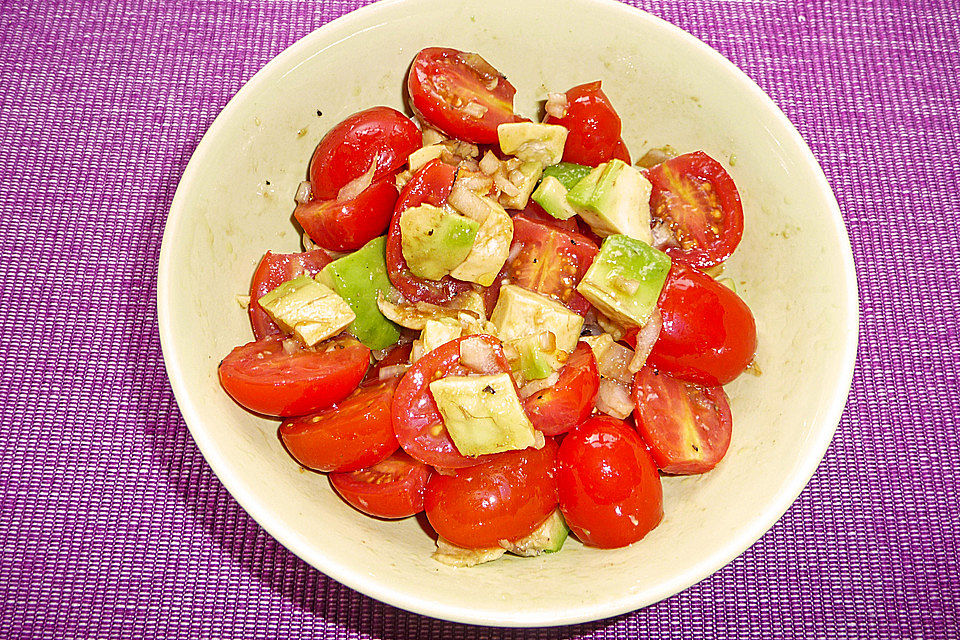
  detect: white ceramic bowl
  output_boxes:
[158,0,857,626]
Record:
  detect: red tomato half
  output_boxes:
[219,335,370,417]
[632,366,732,474]
[557,416,663,548]
[279,376,400,473]
[248,249,332,339]
[647,151,744,268]
[425,438,559,548]
[330,450,432,519]
[407,47,518,144]
[294,179,397,252]
[648,262,757,386]
[309,106,422,200]
[544,81,625,166]
[392,334,511,469]
[523,342,599,436]
[385,159,472,303]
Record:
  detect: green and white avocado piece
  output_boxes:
[429,373,537,457]
[531,175,580,220]
[410,318,464,363]
[566,159,653,243]
[498,160,543,211]
[497,122,568,166]
[432,538,506,567]
[490,285,584,354]
[407,143,446,172]
[577,234,672,328]
[258,276,356,346]
[400,204,480,280]
[449,197,514,287]
[500,509,570,556]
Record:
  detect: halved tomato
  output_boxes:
[632,366,732,474]
[294,179,397,252]
[248,249,333,339]
[544,81,626,166]
[647,151,744,268]
[523,342,599,436]
[218,335,369,417]
[330,450,432,519]
[407,47,518,144]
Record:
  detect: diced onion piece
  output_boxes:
[448,181,493,222]
[545,92,569,120]
[295,180,313,204]
[596,379,634,419]
[453,170,494,195]
[459,336,499,374]
[479,151,500,175]
[533,430,546,450]
[597,341,635,385]
[282,338,300,356]
[651,220,679,251]
[519,371,560,399]
[462,101,488,119]
[235,294,250,309]
[494,172,520,197]
[422,128,447,146]
[628,309,662,373]
[337,154,378,201]
[378,364,409,380]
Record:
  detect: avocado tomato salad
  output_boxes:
[218,47,758,565]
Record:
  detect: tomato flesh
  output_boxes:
[248,250,332,339]
[632,366,732,474]
[294,179,397,252]
[330,450,432,519]
[544,81,625,166]
[424,438,559,548]
[219,335,370,417]
[523,342,599,436]
[309,106,421,200]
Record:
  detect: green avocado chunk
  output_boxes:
[320,236,401,350]
[542,162,593,189]
[566,159,653,243]
[531,175,580,220]
[501,509,570,556]
[576,234,672,328]
[400,204,479,280]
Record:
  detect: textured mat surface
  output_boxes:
[1,0,958,637]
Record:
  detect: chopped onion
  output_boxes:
[282,338,300,356]
[422,128,446,146]
[519,371,560,399]
[378,364,409,380]
[462,101,488,119]
[597,341,634,385]
[302,231,318,251]
[545,92,569,119]
[494,172,520,197]
[596,379,634,419]
[295,180,313,204]
[459,336,499,374]
[651,220,679,251]
[479,151,500,175]
[337,154,378,201]
[453,170,493,195]
[629,309,662,373]
[448,181,492,222]
[533,430,546,450]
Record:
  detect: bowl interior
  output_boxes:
[158,0,857,626]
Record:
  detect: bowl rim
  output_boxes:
[157,0,859,626]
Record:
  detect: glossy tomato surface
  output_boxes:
[424,438,559,548]
[523,342,599,436]
[407,47,517,144]
[544,81,626,166]
[218,335,369,417]
[392,334,512,469]
[648,262,757,386]
[557,416,663,548]
[647,151,744,269]
[248,249,332,339]
[309,106,421,199]
[330,450,432,519]
[385,159,472,303]
[294,179,397,252]
[632,366,732,474]
[279,376,400,473]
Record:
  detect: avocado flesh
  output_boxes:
[497,122,568,166]
[501,509,570,556]
[490,285,584,355]
[400,204,479,280]
[320,236,401,350]
[542,162,592,189]
[566,159,653,243]
[531,175,579,220]
[498,160,543,210]
[449,197,513,286]
[519,338,556,380]
[576,234,672,328]
[258,275,356,346]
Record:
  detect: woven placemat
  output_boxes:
[1,0,957,637]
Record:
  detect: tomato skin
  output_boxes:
[407,47,517,144]
[249,250,333,339]
[294,180,397,252]
[218,335,370,417]
[279,376,400,473]
[557,416,663,548]
[330,450,432,519]
[385,159,472,303]
[523,342,599,436]
[425,438,559,548]
[544,81,624,166]
[309,106,422,200]
[647,151,744,269]
[648,262,757,386]
[632,366,732,474]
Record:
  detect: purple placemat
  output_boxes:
[1,0,957,637]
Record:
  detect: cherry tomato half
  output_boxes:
[248,249,333,339]
[632,366,732,474]
[279,376,400,473]
[330,450,432,519]
[648,262,757,386]
[407,47,518,144]
[557,416,663,548]
[544,81,626,166]
[523,342,599,436]
[309,106,421,200]
[219,335,370,417]
[392,334,511,469]
[294,179,398,252]
[425,438,559,548]
[647,151,744,269]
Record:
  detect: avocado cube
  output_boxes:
[576,234,672,328]
[321,236,401,350]
[429,373,537,456]
[490,285,584,354]
[542,162,593,189]
[407,143,445,172]
[531,175,580,220]
[411,318,463,362]
[400,204,480,280]
[497,122,568,166]
[449,197,513,286]
[258,276,356,346]
[517,336,558,380]
[566,159,653,243]
[498,160,543,210]
[501,508,570,556]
